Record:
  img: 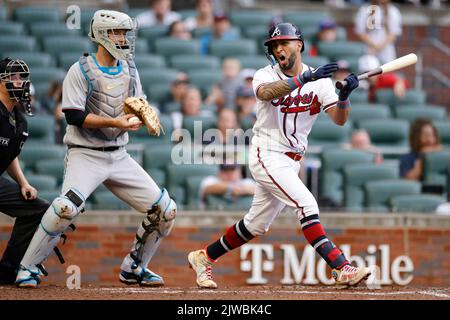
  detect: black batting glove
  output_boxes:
[338,73,359,101]
[302,63,339,83]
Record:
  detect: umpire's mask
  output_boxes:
[89,10,137,60]
[0,58,33,116]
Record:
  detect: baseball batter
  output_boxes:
[15,10,177,288]
[188,22,371,288]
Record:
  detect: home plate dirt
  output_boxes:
[0,284,449,300]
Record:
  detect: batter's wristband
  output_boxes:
[287,74,303,91]
[337,99,351,110]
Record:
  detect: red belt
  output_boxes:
[284,152,303,161]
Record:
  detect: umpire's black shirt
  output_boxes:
[0,100,28,175]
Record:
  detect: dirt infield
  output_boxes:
[0,284,449,300]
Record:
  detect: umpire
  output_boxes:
[0,57,49,285]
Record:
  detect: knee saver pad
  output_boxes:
[152,188,177,222]
[42,188,85,235]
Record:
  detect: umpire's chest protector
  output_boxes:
[79,55,137,141]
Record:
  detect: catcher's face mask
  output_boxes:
[89,10,137,60]
[0,58,33,116]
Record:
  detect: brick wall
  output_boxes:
[1,224,448,287]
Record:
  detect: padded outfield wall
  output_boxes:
[1,210,449,287]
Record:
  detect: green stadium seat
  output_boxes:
[147,168,166,186]
[192,27,213,38]
[38,190,60,202]
[58,53,83,70]
[166,164,218,204]
[154,38,201,57]
[27,115,55,144]
[359,119,409,147]
[26,174,58,191]
[15,6,61,25]
[302,55,330,69]
[283,11,331,29]
[206,195,253,211]
[390,194,446,213]
[394,105,447,123]
[229,10,274,29]
[336,27,347,41]
[433,120,450,147]
[147,83,171,105]
[134,54,166,68]
[242,25,267,41]
[163,101,181,114]
[317,41,366,60]
[365,179,422,212]
[0,36,37,54]
[309,118,352,148]
[240,116,255,131]
[349,104,391,127]
[320,149,375,206]
[209,39,257,59]
[170,54,220,72]
[234,55,268,70]
[343,163,398,210]
[187,70,222,91]
[3,51,54,68]
[32,82,51,101]
[43,37,93,56]
[35,159,65,185]
[299,25,319,41]
[29,22,82,42]
[135,38,150,54]
[138,25,169,47]
[127,8,148,19]
[143,144,174,170]
[345,56,361,73]
[349,89,368,104]
[375,89,427,109]
[79,8,99,30]
[186,176,205,209]
[182,115,217,138]
[0,6,7,20]
[0,22,26,35]
[93,191,131,210]
[138,68,179,88]
[30,67,66,84]
[20,145,65,171]
[422,150,450,191]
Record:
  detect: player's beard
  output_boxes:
[279,53,296,71]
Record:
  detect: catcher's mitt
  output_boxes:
[123,97,164,136]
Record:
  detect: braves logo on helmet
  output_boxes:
[271,27,281,38]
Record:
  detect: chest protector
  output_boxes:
[79,54,137,141]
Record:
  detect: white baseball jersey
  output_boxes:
[252,63,339,154]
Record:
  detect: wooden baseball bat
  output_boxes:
[335,53,418,90]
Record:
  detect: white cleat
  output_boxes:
[332,264,371,289]
[187,250,218,289]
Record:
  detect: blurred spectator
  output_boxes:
[354,0,402,64]
[206,58,242,109]
[344,129,383,164]
[164,72,190,109]
[199,164,256,209]
[38,80,65,144]
[235,85,256,126]
[215,107,240,145]
[358,54,408,102]
[199,14,239,54]
[184,0,215,31]
[168,20,192,40]
[400,118,443,181]
[332,60,352,84]
[171,86,214,140]
[239,68,255,88]
[136,0,181,28]
[310,18,338,56]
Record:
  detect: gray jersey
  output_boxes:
[62,54,144,147]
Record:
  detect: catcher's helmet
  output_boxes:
[0,57,32,116]
[264,22,304,64]
[89,10,137,60]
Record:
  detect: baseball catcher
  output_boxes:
[15,10,177,288]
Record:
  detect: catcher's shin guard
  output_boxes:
[121,188,177,275]
[17,189,85,279]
